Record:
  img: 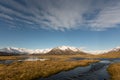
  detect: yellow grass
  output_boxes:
[0,52,120,61]
[43,53,120,59]
[0,53,120,80]
[0,59,98,80]
[108,62,120,80]
[97,52,120,58]
[0,56,26,60]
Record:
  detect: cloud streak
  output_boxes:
[0,0,120,31]
[88,0,120,31]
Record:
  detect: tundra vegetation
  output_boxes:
[0,55,99,80]
[108,63,120,80]
[0,52,120,80]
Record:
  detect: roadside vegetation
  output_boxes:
[108,62,120,80]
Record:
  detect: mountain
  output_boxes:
[84,47,120,55]
[97,47,120,58]
[0,46,85,55]
[33,49,51,54]
[103,47,120,54]
[47,46,86,55]
[109,47,120,52]
[1,46,120,56]
[84,50,109,55]
[0,52,18,56]
[0,47,34,54]
[0,47,52,55]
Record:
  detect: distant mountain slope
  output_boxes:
[101,47,120,54]
[98,47,120,58]
[0,47,33,54]
[1,46,120,56]
[47,46,86,55]
[0,52,17,56]
[0,46,86,55]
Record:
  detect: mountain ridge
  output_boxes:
[0,46,120,55]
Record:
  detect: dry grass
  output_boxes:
[0,54,94,61]
[0,58,98,80]
[44,53,120,59]
[39,54,98,60]
[108,62,120,80]
[0,52,120,61]
[96,52,120,58]
[0,56,26,60]
[1,53,120,80]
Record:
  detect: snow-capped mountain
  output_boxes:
[54,46,80,52]
[33,49,52,54]
[1,46,120,55]
[109,46,120,52]
[84,46,120,54]
[0,47,52,55]
[0,47,34,54]
[84,50,109,54]
[0,46,84,55]
[47,46,85,54]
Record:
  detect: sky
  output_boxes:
[0,0,120,50]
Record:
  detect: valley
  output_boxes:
[0,46,120,80]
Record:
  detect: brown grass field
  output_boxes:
[0,53,120,80]
[0,52,120,61]
[0,55,99,80]
[108,62,120,80]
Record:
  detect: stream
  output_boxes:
[0,57,120,80]
[0,56,48,64]
[38,58,120,80]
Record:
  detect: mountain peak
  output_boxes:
[1,46,120,55]
[109,46,120,52]
[55,46,80,52]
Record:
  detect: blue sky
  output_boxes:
[0,0,120,50]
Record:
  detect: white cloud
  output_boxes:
[88,0,120,31]
[0,13,13,20]
[0,0,120,31]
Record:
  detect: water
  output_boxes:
[1,57,120,80]
[0,56,48,64]
[38,58,120,80]
[0,60,15,64]
[23,56,48,61]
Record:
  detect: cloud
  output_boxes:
[0,0,120,31]
[0,13,13,20]
[88,0,120,31]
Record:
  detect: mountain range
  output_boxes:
[0,46,120,55]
